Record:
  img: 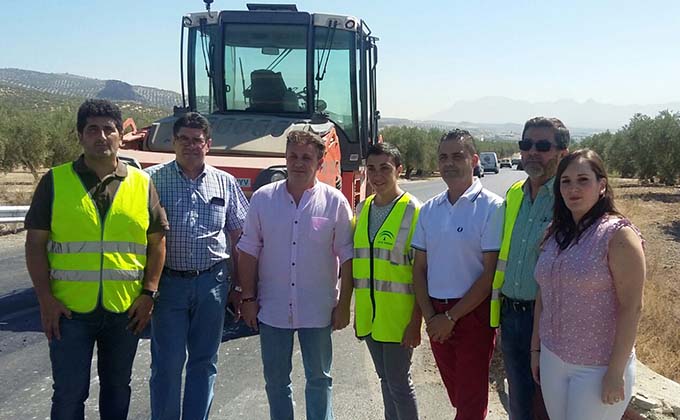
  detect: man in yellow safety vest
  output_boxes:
[489,117,570,420]
[350,142,422,420]
[24,99,168,420]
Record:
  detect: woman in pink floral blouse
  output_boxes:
[530,149,645,420]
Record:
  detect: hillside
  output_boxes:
[0,68,181,111]
[0,83,170,180]
[0,83,168,123]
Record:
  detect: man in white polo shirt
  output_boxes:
[412,129,502,420]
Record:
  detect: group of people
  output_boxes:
[25,99,646,420]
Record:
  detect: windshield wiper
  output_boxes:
[266,48,293,71]
[199,19,214,109]
[315,20,338,111]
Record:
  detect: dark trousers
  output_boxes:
[49,306,139,420]
[500,297,549,420]
[429,298,496,420]
[365,336,419,420]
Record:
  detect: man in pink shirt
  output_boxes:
[239,130,354,420]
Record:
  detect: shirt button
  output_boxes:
[529,219,533,223]
[292,262,296,266]
[293,242,296,245]
[515,282,519,286]
[292,283,295,286]
[294,221,298,224]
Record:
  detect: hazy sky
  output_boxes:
[2,0,679,118]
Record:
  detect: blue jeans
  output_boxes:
[150,262,229,420]
[259,323,334,420]
[500,299,536,420]
[49,306,139,420]
[365,336,419,420]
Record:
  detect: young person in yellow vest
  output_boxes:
[489,117,570,420]
[348,142,422,420]
[24,99,168,420]
[411,129,503,420]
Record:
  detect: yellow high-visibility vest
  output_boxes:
[353,193,420,342]
[48,162,150,313]
[490,180,526,327]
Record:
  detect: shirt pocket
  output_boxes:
[310,216,333,244]
[204,198,227,231]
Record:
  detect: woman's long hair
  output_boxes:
[545,149,621,250]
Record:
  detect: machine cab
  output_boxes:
[172,3,379,174]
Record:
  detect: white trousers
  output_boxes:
[540,345,635,420]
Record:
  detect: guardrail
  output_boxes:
[0,206,29,224]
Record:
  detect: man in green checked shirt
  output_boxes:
[490,117,570,420]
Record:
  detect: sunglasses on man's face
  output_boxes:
[518,139,557,152]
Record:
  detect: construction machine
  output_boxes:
[121,2,380,208]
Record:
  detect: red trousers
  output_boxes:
[430,297,497,420]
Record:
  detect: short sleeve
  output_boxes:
[333,195,354,264]
[226,176,249,232]
[24,170,54,231]
[147,179,169,234]
[481,199,503,252]
[605,217,644,248]
[410,205,427,252]
[236,190,263,258]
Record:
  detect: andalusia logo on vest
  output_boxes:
[376,230,395,247]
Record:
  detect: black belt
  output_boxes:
[430,297,460,304]
[163,261,223,278]
[502,295,535,312]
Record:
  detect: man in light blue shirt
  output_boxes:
[500,117,569,420]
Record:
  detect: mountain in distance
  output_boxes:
[428,96,680,131]
[380,117,606,142]
[0,68,181,110]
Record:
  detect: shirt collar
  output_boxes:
[73,154,128,178]
[435,178,483,206]
[173,160,207,180]
[522,176,555,196]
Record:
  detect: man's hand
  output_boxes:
[126,294,154,335]
[531,351,541,385]
[241,300,259,331]
[401,319,422,349]
[425,313,455,343]
[38,294,72,342]
[331,304,350,331]
[227,290,242,322]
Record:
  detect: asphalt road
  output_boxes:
[0,168,526,420]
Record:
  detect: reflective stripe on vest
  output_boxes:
[48,162,150,314]
[50,269,145,282]
[353,193,420,342]
[353,277,415,295]
[489,179,525,327]
[354,247,410,266]
[48,240,147,255]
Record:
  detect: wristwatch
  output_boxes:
[232,285,243,293]
[141,288,159,302]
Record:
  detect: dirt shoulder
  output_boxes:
[612,179,680,382]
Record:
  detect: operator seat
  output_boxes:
[247,69,287,112]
